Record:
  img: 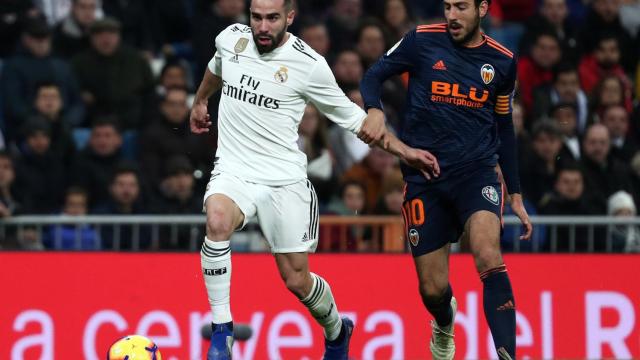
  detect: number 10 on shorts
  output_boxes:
[402,199,425,226]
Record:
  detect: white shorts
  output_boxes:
[203,170,319,253]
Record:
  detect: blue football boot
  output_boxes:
[323,317,354,360]
[207,322,233,360]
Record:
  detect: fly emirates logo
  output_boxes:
[431,81,489,109]
[222,74,281,109]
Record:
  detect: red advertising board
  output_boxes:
[1,253,639,359]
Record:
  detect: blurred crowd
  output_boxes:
[0,0,640,252]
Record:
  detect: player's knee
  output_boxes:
[206,211,234,240]
[282,271,308,298]
[474,248,503,273]
[419,280,448,303]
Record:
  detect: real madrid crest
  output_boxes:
[274,66,289,83]
[480,64,495,85]
[234,38,249,53]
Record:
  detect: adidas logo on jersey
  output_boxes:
[432,60,447,70]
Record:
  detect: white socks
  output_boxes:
[201,238,232,324]
[300,273,343,340]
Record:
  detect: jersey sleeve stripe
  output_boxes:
[486,38,514,58]
[487,43,514,58]
[417,23,446,29]
[485,36,512,52]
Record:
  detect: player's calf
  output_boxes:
[421,283,454,328]
[480,265,516,359]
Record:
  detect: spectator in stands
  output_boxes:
[32,82,76,164]
[71,116,125,209]
[0,0,39,58]
[539,164,599,251]
[94,164,150,250]
[517,31,562,113]
[381,0,414,43]
[521,120,564,208]
[512,100,533,166]
[0,151,27,249]
[101,0,153,54]
[355,20,387,69]
[342,146,397,213]
[373,168,404,215]
[322,180,370,251]
[581,123,635,214]
[72,17,154,129]
[607,190,640,252]
[519,0,580,63]
[550,102,581,163]
[582,0,637,72]
[328,87,370,177]
[14,117,65,214]
[153,156,202,249]
[42,187,100,250]
[298,103,335,205]
[158,61,191,93]
[155,156,200,214]
[325,0,363,52]
[532,62,588,132]
[628,152,640,214]
[332,50,363,91]
[486,0,537,51]
[1,17,84,139]
[601,105,637,163]
[0,151,23,218]
[151,0,193,60]
[139,87,211,190]
[620,0,640,38]
[579,33,633,97]
[589,74,634,122]
[299,21,332,59]
[192,0,246,78]
[53,0,98,59]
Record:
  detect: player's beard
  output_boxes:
[449,15,481,46]
[253,25,288,54]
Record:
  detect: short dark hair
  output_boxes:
[475,0,492,6]
[284,0,294,11]
[532,120,562,140]
[110,163,139,184]
[91,115,122,134]
[552,62,578,83]
[555,162,583,183]
[66,186,89,199]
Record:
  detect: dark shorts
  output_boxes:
[402,165,504,257]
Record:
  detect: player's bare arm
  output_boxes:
[376,131,441,180]
[358,108,389,148]
[190,69,223,134]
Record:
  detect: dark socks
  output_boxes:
[423,283,453,327]
[481,265,516,359]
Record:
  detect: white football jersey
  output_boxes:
[208,24,366,185]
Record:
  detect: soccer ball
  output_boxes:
[107,335,162,360]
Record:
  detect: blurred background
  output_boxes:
[0,1,640,358]
[0,0,639,254]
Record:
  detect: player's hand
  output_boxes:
[402,148,440,180]
[510,193,532,240]
[190,102,212,134]
[359,108,389,148]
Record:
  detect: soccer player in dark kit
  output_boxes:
[360,0,533,359]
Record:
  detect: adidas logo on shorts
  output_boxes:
[301,232,310,242]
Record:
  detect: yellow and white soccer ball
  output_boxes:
[107,335,162,360]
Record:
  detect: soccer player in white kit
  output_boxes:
[190,1,440,359]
